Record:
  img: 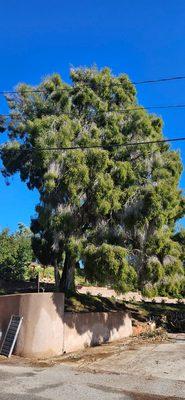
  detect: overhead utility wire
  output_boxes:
[2,103,185,119]
[1,137,185,153]
[1,74,185,96]
[133,75,185,84]
[0,89,46,95]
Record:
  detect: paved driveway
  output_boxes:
[0,334,184,399]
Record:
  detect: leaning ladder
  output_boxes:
[0,315,23,357]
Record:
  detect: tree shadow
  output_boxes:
[52,291,132,352]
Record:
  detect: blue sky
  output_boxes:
[0,0,185,231]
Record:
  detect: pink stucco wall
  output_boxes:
[64,311,132,353]
[0,293,132,357]
[0,293,64,357]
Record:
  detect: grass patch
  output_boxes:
[65,291,127,313]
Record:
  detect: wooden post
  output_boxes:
[37,273,40,293]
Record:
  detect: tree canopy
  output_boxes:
[1,67,185,295]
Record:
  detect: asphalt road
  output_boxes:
[0,334,185,400]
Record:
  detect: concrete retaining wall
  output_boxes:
[64,311,132,353]
[0,293,132,357]
[0,293,64,357]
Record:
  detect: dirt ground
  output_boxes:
[0,332,184,399]
[77,286,185,305]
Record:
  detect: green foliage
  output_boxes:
[158,274,185,297]
[146,258,164,283]
[0,224,34,280]
[142,283,158,298]
[25,265,54,281]
[25,264,43,280]
[142,228,185,297]
[1,67,185,295]
[173,229,185,266]
[83,244,137,292]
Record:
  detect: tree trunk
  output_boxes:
[59,251,75,292]
[54,259,60,290]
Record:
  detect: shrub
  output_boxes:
[142,283,158,298]
[0,225,34,281]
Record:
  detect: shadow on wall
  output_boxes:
[64,311,132,353]
[51,293,132,353]
[0,293,132,356]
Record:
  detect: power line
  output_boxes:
[133,104,185,110]
[1,74,185,96]
[1,103,185,120]
[133,75,185,85]
[0,89,46,95]
[1,137,185,153]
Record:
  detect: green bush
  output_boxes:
[146,258,164,283]
[142,283,158,298]
[0,225,34,281]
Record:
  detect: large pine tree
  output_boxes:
[1,67,185,295]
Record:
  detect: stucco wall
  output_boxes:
[0,293,64,358]
[64,311,132,353]
[0,293,132,357]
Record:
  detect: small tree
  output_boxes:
[0,224,34,280]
